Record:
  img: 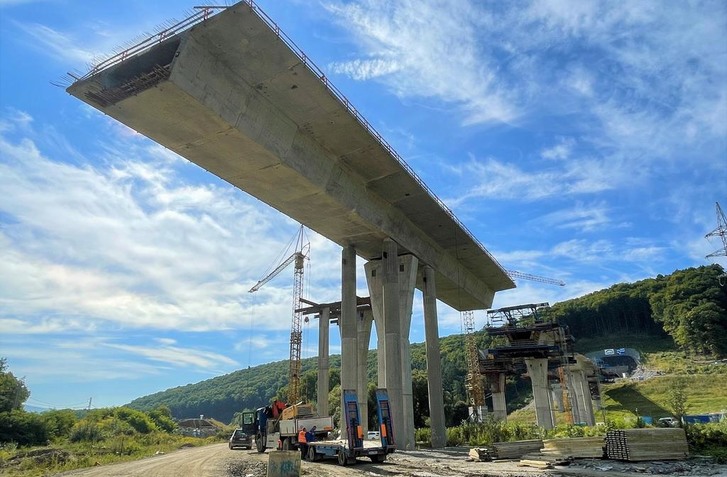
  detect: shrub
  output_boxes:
[114,407,157,434]
[69,421,102,443]
[415,427,432,446]
[0,410,49,446]
[685,422,727,464]
[444,419,540,447]
[41,409,77,440]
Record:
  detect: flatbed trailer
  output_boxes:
[305,388,395,465]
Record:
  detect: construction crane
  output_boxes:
[249,225,310,405]
[462,310,486,421]
[506,270,565,287]
[705,202,727,285]
[462,271,564,421]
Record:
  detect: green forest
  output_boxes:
[125,264,727,424]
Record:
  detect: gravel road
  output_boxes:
[53,443,727,477]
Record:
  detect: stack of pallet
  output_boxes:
[605,428,688,461]
[469,439,543,461]
[540,437,606,459]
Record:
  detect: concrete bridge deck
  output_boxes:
[67,1,514,310]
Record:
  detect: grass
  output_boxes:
[0,434,225,477]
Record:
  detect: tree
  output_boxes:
[41,409,77,439]
[0,410,48,445]
[665,377,689,427]
[0,358,30,413]
[148,405,176,432]
[650,265,727,357]
[411,370,430,428]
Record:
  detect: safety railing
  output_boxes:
[78,7,223,82]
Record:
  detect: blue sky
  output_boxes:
[1,0,725,413]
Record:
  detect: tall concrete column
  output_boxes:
[365,246,417,449]
[525,358,554,429]
[572,369,595,425]
[490,373,507,421]
[357,309,374,430]
[340,245,358,421]
[422,265,446,448]
[398,255,418,450]
[382,239,404,449]
[317,306,330,417]
[365,261,384,387]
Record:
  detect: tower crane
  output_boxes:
[506,270,565,287]
[249,225,310,405]
[462,309,486,421]
[462,270,564,421]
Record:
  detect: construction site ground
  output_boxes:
[55,442,727,477]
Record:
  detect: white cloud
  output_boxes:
[14,22,97,65]
[541,138,576,161]
[325,0,726,181]
[0,111,342,336]
[538,201,615,232]
[325,0,519,124]
[446,154,628,204]
[105,342,238,370]
[328,58,401,80]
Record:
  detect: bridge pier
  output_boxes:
[357,309,374,430]
[490,373,508,421]
[422,265,446,448]
[317,306,330,416]
[365,240,418,450]
[340,246,358,424]
[525,358,554,429]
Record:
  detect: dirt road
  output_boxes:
[54,443,727,477]
[53,444,553,477]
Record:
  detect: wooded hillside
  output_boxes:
[127,265,727,424]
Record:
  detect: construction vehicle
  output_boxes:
[253,401,333,453]
[228,410,255,450]
[304,389,395,465]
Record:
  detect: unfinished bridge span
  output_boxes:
[67,1,514,450]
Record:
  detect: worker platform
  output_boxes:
[66,1,513,310]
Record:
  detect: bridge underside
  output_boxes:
[67,2,514,310]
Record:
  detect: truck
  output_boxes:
[304,388,395,465]
[253,401,334,453]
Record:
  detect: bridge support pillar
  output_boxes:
[357,309,374,431]
[340,245,358,422]
[365,240,417,450]
[572,369,595,425]
[317,306,330,416]
[422,265,446,448]
[525,358,554,429]
[491,373,508,421]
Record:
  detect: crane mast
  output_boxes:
[288,251,305,404]
[249,225,309,405]
[462,310,486,420]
